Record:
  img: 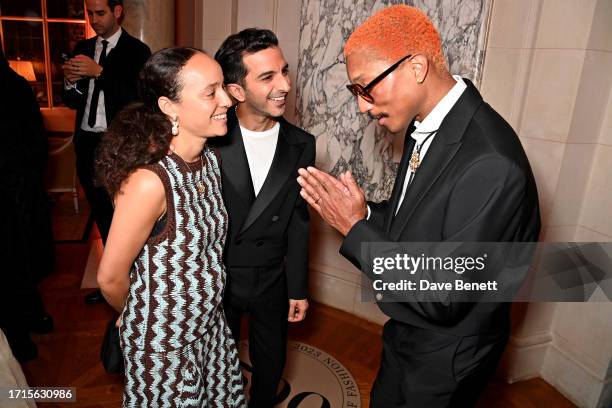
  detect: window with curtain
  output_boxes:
[0,0,88,108]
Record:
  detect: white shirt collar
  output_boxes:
[98,27,122,48]
[412,75,467,140]
[240,121,280,138]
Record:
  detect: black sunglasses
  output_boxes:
[346,54,413,103]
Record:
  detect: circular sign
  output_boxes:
[238,340,361,408]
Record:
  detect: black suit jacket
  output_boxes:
[210,110,315,299]
[62,29,151,129]
[340,79,541,337]
[0,62,54,283]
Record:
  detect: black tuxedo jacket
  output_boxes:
[62,29,151,129]
[210,110,315,299]
[340,79,541,337]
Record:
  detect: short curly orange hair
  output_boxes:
[344,5,447,73]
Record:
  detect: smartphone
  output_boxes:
[60,52,73,62]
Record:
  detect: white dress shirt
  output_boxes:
[365,75,467,220]
[241,122,280,196]
[65,28,122,132]
[394,75,467,215]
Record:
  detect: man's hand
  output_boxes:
[63,54,102,80]
[63,69,83,84]
[297,167,366,236]
[62,61,84,84]
[288,298,309,322]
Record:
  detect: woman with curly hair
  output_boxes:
[95,47,246,407]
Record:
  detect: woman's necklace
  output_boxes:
[171,146,207,193]
[196,155,206,193]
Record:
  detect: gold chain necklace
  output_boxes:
[171,147,207,194]
[196,154,206,193]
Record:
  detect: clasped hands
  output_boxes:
[297,167,367,236]
[62,55,103,84]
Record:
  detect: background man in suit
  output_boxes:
[298,5,540,407]
[213,28,315,407]
[1,46,54,361]
[61,0,150,304]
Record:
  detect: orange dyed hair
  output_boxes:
[344,5,447,73]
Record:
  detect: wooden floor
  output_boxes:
[20,233,577,407]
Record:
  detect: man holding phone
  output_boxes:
[62,0,150,304]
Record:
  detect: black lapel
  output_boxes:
[216,111,256,207]
[240,120,302,234]
[87,37,96,58]
[103,29,128,63]
[389,79,484,240]
[383,125,416,233]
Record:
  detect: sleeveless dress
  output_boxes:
[119,147,246,407]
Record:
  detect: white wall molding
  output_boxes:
[542,342,611,408]
[501,340,550,383]
[501,328,553,383]
[550,340,609,387]
[509,330,554,348]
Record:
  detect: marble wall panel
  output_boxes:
[296,0,492,201]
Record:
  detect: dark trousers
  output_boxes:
[74,128,113,243]
[0,288,45,335]
[0,226,46,357]
[223,265,288,408]
[370,319,508,408]
[0,173,51,358]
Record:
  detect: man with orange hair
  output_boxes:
[297,5,540,407]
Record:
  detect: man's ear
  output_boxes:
[113,5,123,20]
[226,83,246,103]
[157,96,176,119]
[410,54,429,84]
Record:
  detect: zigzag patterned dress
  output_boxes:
[119,147,246,407]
